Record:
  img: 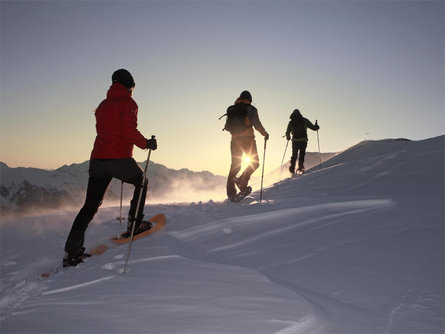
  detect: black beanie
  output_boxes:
[290,109,302,120]
[112,69,135,89]
[239,90,252,102]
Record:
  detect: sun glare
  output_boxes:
[244,156,251,164]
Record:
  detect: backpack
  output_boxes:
[290,114,307,139]
[222,103,250,134]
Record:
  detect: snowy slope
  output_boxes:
[1,136,444,334]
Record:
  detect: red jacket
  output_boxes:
[91,83,147,159]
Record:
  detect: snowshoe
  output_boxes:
[227,195,237,202]
[231,186,252,202]
[62,247,91,268]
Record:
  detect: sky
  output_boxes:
[1,0,444,176]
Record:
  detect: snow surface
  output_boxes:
[1,136,444,334]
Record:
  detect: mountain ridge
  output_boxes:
[0,151,341,218]
[0,160,226,218]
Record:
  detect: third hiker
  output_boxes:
[285,109,319,174]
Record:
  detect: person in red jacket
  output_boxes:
[63,69,157,267]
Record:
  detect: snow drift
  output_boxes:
[1,136,443,333]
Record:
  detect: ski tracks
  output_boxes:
[42,276,115,296]
[0,256,54,321]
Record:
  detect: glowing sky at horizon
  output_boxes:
[1,1,443,176]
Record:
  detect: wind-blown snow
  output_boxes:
[1,136,444,333]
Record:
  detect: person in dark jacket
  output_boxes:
[225,90,269,200]
[285,109,319,174]
[63,69,157,267]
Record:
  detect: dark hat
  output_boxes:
[239,90,252,102]
[290,109,302,119]
[112,69,135,89]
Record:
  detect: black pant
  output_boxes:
[227,137,259,197]
[290,141,307,171]
[64,158,148,254]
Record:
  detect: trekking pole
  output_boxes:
[316,120,322,168]
[259,136,268,203]
[123,135,155,274]
[280,139,289,167]
[279,137,289,179]
[119,181,124,226]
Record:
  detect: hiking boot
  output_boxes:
[135,220,152,234]
[297,164,305,174]
[126,219,152,237]
[289,166,295,174]
[63,247,90,268]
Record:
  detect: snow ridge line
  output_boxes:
[171,199,395,242]
[208,208,373,254]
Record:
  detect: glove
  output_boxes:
[145,137,157,150]
[315,125,320,131]
[286,134,291,141]
[264,132,270,141]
